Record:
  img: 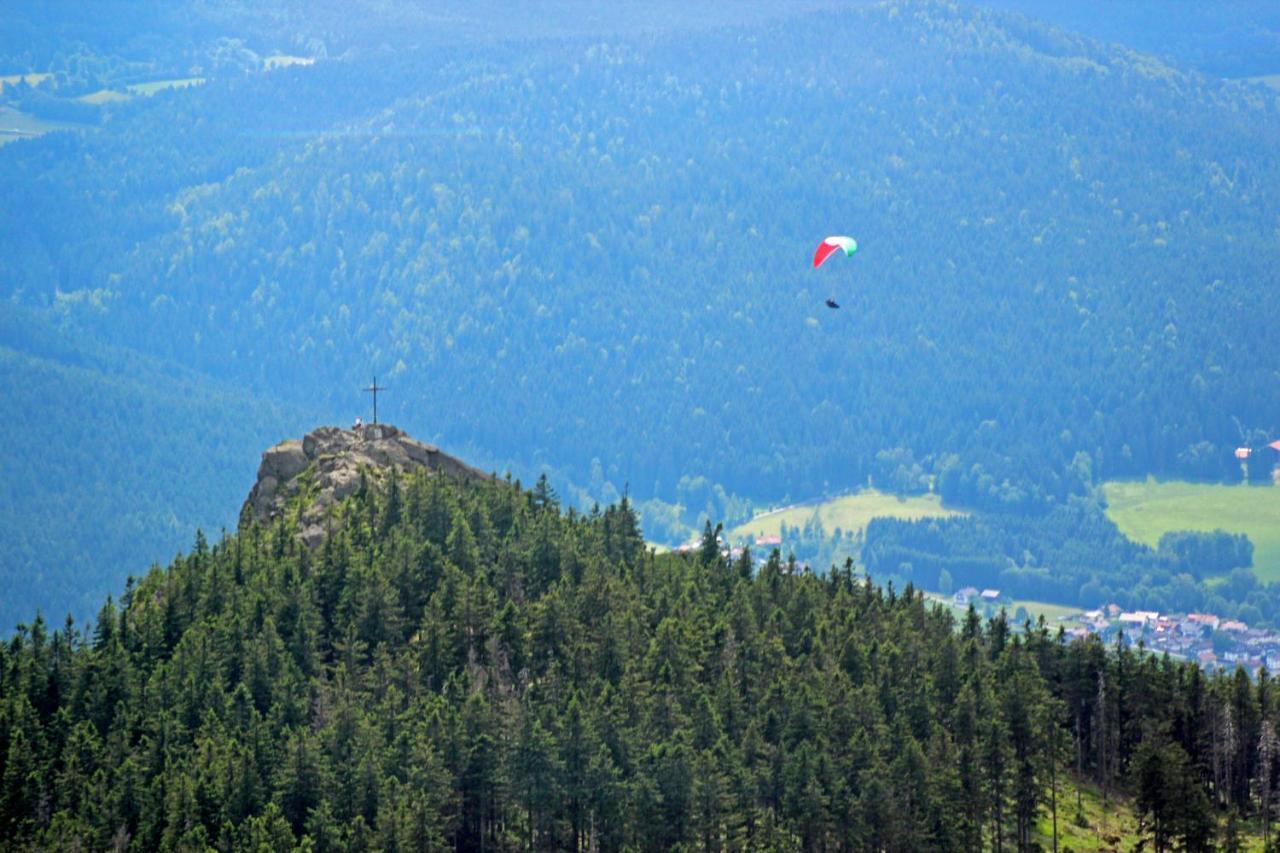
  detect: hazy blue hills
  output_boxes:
[980,0,1280,78]
[5,0,1276,79]
[0,306,318,630]
[2,0,1279,627]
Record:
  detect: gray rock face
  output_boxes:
[261,440,308,482]
[242,423,488,545]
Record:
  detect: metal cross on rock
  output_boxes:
[363,376,387,424]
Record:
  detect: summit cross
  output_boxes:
[363,376,387,425]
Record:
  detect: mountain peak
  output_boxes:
[241,423,487,546]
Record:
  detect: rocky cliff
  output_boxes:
[241,423,488,547]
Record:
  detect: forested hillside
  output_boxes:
[3,0,1280,625]
[0,306,319,630]
[980,0,1280,77]
[14,4,1280,506]
[0,463,1272,850]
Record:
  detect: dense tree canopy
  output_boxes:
[2,1,1278,626]
[1,465,1272,850]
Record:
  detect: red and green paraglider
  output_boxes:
[813,235,857,308]
[813,235,857,268]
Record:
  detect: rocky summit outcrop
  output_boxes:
[242,423,488,547]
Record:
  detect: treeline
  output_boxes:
[978,0,1280,77]
[864,497,1276,626]
[1158,530,1254,581]
[3,2,1280,643]
[0,467,1276,850]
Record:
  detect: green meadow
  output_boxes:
[1244,73,1280,91]
[0,106,86,145]
[1034,777,1267,853]
[728,489,961,542]
[264,54,315,70]
[126,77,205,96]
[76,89,131,105]
[924,592,1081,628]
[0,72,51,90]
[1104,479,1280,583]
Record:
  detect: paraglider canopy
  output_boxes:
[813,236,858,268]
[825,298,840,309]
[1236,447,1251,460]
[1270,440,1280,452]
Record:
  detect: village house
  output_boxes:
[1119,612,1149,629]
[1188,613,1221,631]
[1178,619,1207,638]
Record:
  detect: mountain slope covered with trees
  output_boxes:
[2,1,1279,625]
[14,4,1278,500]
[1,462,1273,850]
[0,306,318,629]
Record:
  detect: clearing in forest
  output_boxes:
[0,106,86,145]
[1103,479,1280,583]
[126,78,206,96]
[924,593,1081,628]
[728,489,961,543]
[1243,73,1280,91]
[264,55,315,70]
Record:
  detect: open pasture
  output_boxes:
[76,89,131,105]
[126,77,205,96]
[1244,73,1280,91]
[728,489,961,542]
[1103,479,1280,583]
[0,72,51,90]
[264,55,315,70]
[924,592,1081,628]
[0,106,86,145]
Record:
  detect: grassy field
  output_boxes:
[727,489,961,542]
[76,89,131,105]
[126,77,205,96]
[1036,778,1140,853]
[924,592,1081,628]
[1034,776,1268,852]
[1103,479,1280,583]
[0,72,51,90]
[264,55,315,70]
[1244,73,1280,91]
[0,106,86,146]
